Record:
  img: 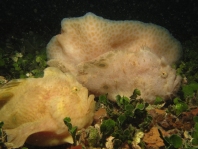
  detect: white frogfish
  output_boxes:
[77,47,181,103]
[46,12,182,103]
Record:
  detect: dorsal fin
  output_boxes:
[0,79,21,90]
[0,79,21,103]
[0,91,14,108]
[0,92,14,101]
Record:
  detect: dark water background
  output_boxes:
[0,0,198,148]
[0,0,198,43]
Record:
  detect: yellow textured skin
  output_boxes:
[0,67,95,148]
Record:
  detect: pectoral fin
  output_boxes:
[5,116,57,148]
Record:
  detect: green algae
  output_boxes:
[0,31,47,80]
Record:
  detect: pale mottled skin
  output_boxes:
[0,67,95,148]
[77,48,181,103]
[46,13,182,103]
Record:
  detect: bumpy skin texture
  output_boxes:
[77,48,181,103]
[47,12,182,103]
[0,67,95,148]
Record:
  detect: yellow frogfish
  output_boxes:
[0,67,95,148]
